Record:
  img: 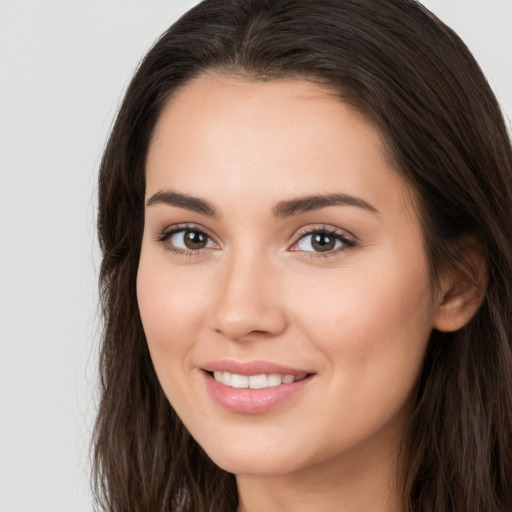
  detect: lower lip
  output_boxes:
[202,372,314,414]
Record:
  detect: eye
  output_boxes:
[156,225,218,254]
[291,228,355,255]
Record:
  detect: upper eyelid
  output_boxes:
[293,224,355,241]
[155,222,217,241]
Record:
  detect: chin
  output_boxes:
[200,437,307,477]
[211,454,301,477]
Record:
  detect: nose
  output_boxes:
[208,251,288,342]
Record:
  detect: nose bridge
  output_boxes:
[209,245,287,341]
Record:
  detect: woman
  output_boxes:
[93,0,512,511]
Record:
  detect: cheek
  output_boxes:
[298,257,432,331]
[291,253,435,399]
[136,251,208,387]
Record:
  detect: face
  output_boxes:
[137,76,439,478]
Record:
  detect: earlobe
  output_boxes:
[433,256,487,333]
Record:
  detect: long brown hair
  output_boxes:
[93,1,512,510]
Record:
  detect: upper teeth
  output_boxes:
[213,371,305,389]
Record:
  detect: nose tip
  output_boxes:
[212,309,286,342]
[208,259,288,342]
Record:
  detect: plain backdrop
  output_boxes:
[0,1,510,511]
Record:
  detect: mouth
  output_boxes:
[200,362,316,414]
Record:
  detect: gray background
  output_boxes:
[0,1,510,511]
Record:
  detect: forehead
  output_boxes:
[145,75,416,222]
[149,75,383,163]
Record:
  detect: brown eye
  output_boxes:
[161,227,217,253]
[183,230,208,249]
[294,229,353,254]
[311,233,336,252]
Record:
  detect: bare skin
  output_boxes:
[137,75,483,512]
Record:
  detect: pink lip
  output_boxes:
[200,360,315,414]
[202,359,312,376]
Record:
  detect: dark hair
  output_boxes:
[93,1,512,511]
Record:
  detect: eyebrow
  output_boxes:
[146,190,218,217]
[146,190,378,218]
[272,193,379,218]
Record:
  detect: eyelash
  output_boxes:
[290,226,356,258]
[154,223,218,256]
[154,223,356,258]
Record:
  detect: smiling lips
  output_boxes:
[213,371,308,389]
[202,360,314,414]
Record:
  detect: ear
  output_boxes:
[433,247,487,333]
